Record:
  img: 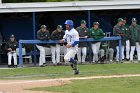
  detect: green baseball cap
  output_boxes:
[118,18,123,22]
[93,22,100,25]
[81,20,86,24]
[57,25,63,29]
[132,18,137,22]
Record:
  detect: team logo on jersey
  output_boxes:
[66,34,72,38]
[85,30,87,32]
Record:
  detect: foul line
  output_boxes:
[0,74,140,85]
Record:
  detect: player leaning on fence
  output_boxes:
[60,20,79,75]
[129,18,140,62]
[36,25,50,67]
[90,22,105,63]
[76,20,89,64]
[113,18,126,62]
[51,25,65,65]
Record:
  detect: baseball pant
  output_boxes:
[8,52,17,65]
[91,42,101,62]
[126,40,130,59]
[108,48,114,62]
[77,47,87,63]
[136,42,140,61]
[64,47,78,62]
[99,48,114,62]
[51,44,60,64]
[63,45,67,56]
[63,45,67,63]
[99,49,104,58]
[130,42,140,61]
[130,46,135,61]
[116,46,124,61]
[36,45,46,66]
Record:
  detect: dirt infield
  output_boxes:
[0,74,140,93]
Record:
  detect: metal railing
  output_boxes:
[18,36,122,67]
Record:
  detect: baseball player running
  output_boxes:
[60,20,79,75]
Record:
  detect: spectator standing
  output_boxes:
[51,25,65,65]
[90,22,105,63]
[113,18,125,62]
[123,18,130,61]
[76,20,89,63]
[36,25,50,67]
[129,18,140,62]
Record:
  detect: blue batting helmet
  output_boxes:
[65,20,74,26]
[65,20,74,29]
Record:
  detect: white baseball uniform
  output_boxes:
[63,28,79,62]
[126,40,130,59]
[8,51,17,66]
[91,42,101,62]
[130,42,140,61]
[36,45,46,66]
[51,44,60,64]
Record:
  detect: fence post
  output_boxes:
[119,37,122,63]
[32,12,37,65]
[19,42,23,67]
[88,10,92,63]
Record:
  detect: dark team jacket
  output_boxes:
[37,30,50,47]
[113,24,126,46]
[51,30,65,46]
[129,24,140,46]
[123,24,130,40]
[76,26,89,47]
[6,40,18,52]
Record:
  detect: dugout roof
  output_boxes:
[0,0,140,13]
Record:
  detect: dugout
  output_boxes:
[0,1,140,64]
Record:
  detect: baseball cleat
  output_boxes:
[74,69,79,75]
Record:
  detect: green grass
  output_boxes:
[31,76,140,93]
[0,63,140,79]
